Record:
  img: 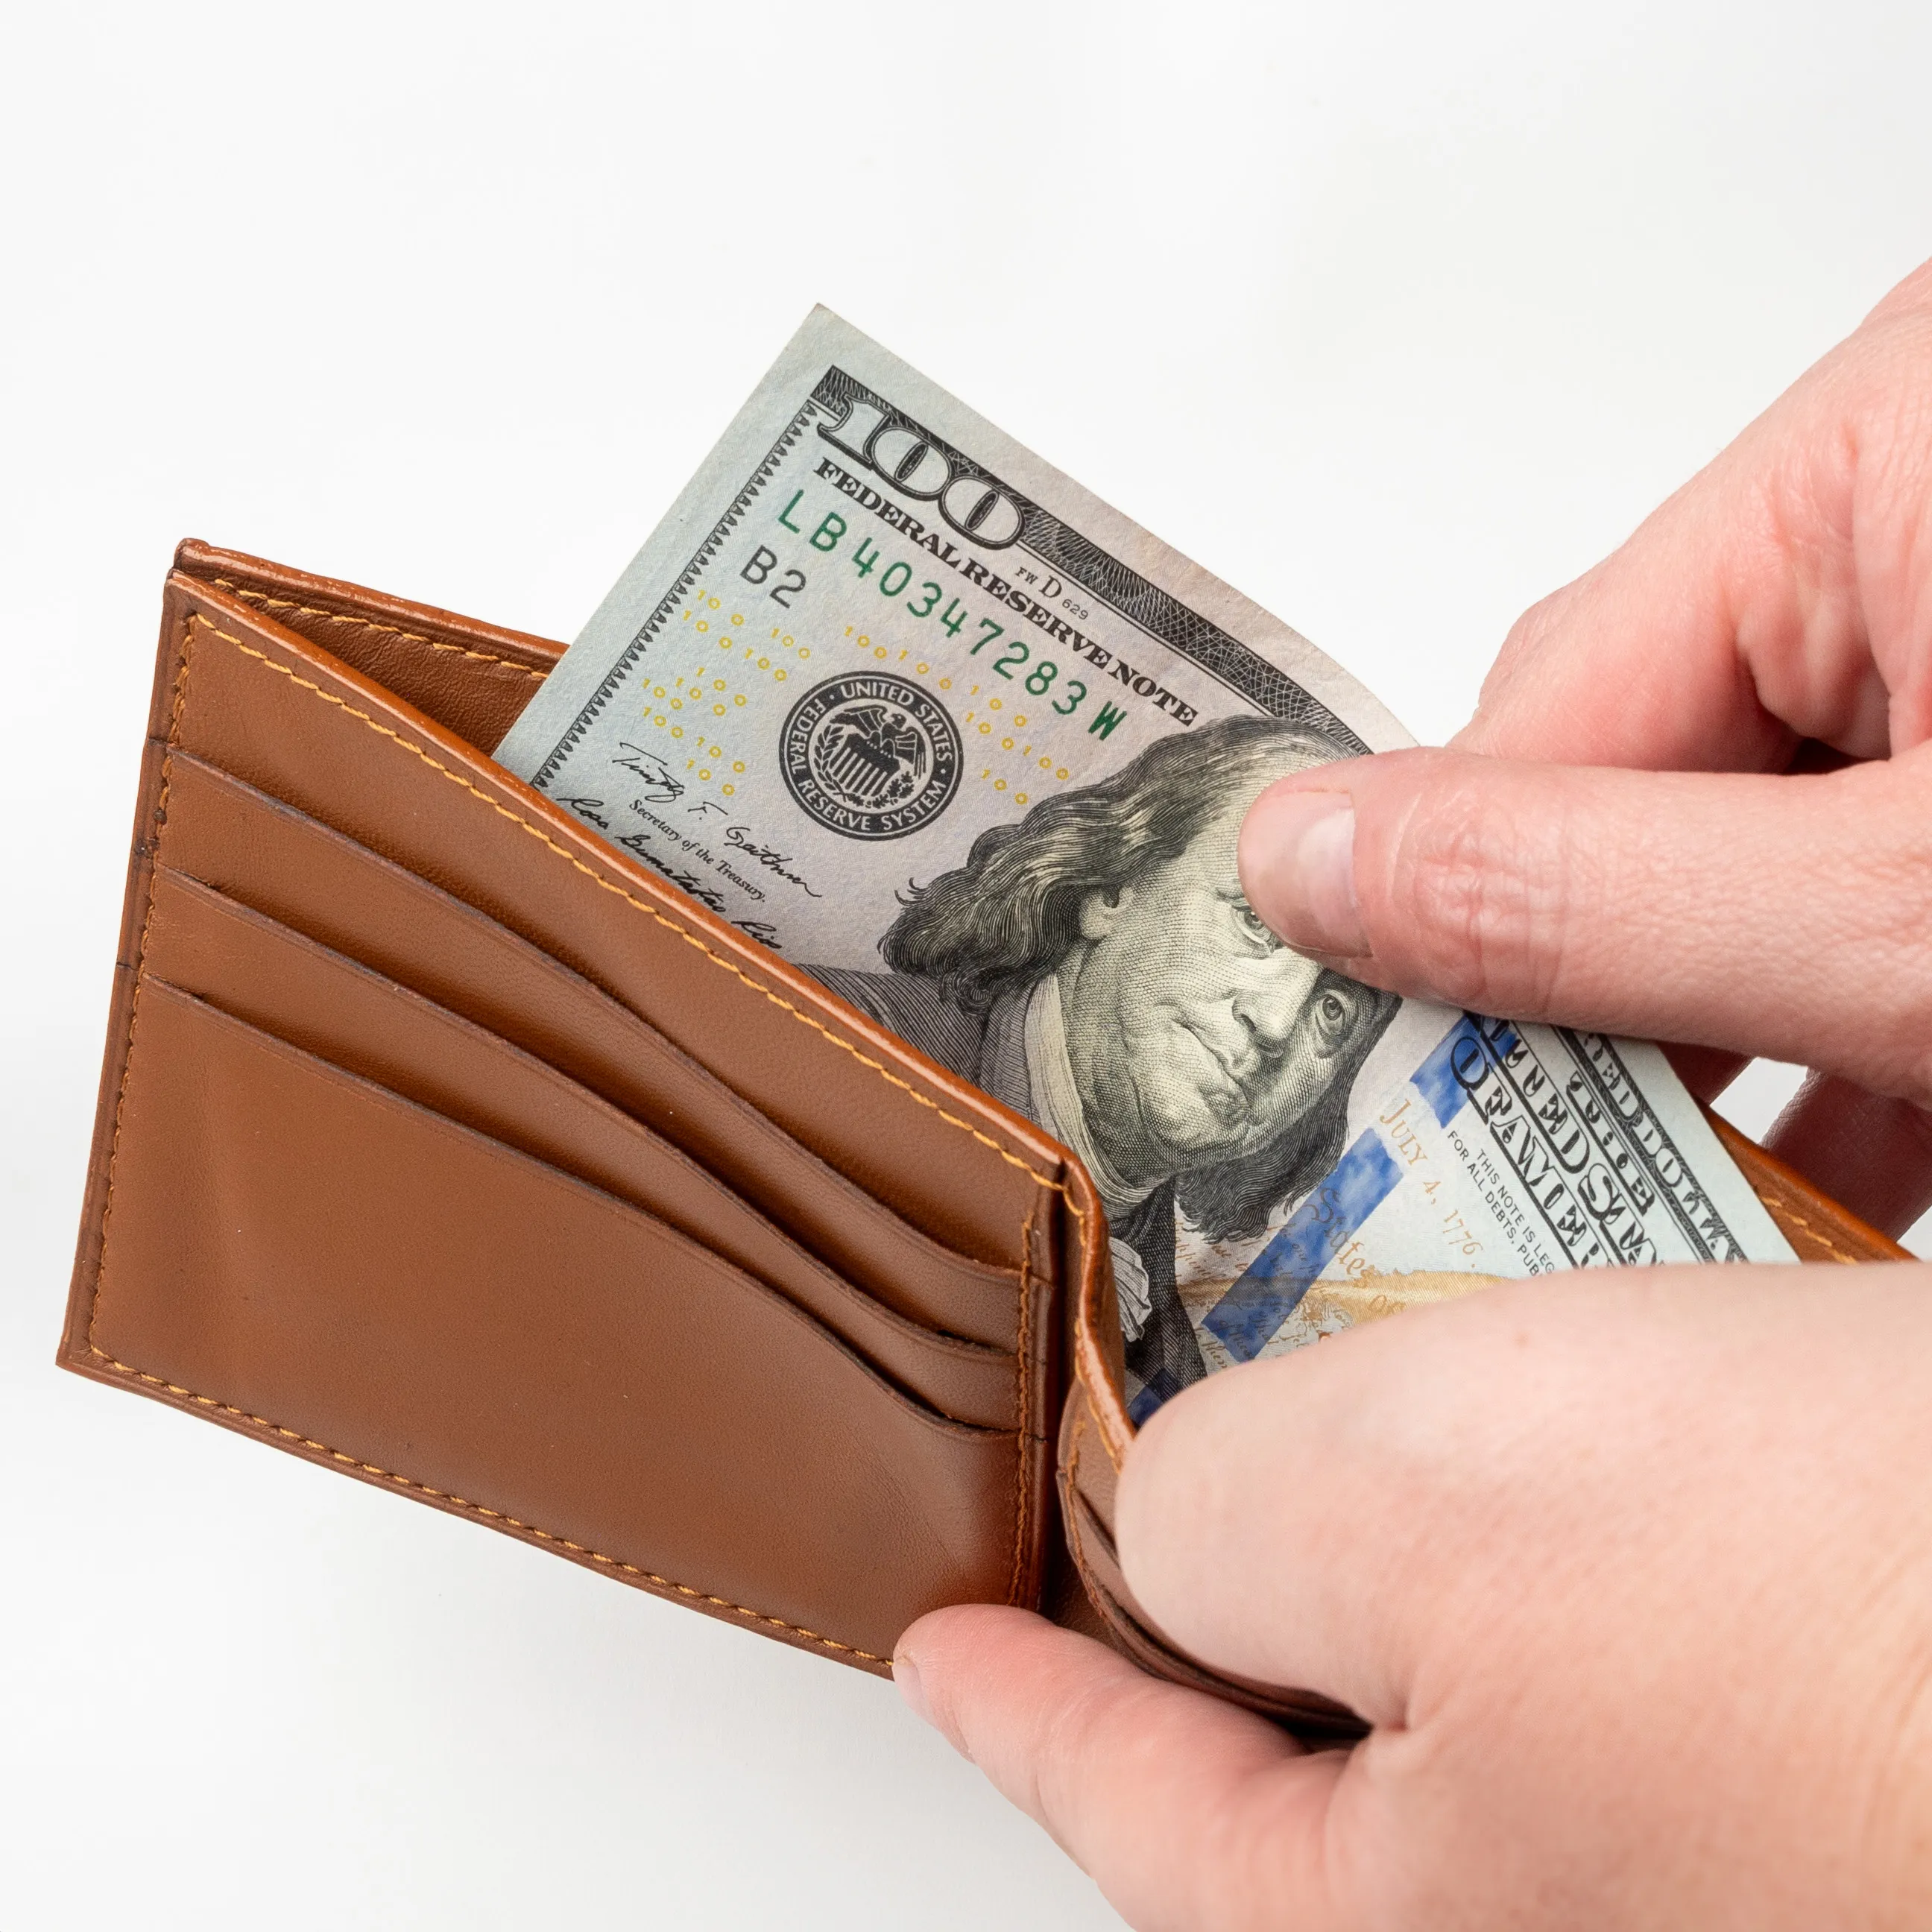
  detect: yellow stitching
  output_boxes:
[82,1346,887,1664]
[212,579,550,680]
[189,613,1073,1207]
[1008,1190,1038,1606]
[1713,1114,1878,1265]
[86,605,886,1665]
[85,597,1105,1652]
[1076,1308,1131,1469]
[1064,1403,1095,1585]
[87,618,196,1357]
[1764,1199,1862,1266]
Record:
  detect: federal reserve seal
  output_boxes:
[780,673,962,841]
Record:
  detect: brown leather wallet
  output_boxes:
[59,541,1909,1736]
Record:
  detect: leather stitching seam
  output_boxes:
[1759,1196,1861,1265]
[86,617,195,1357]
[84,604,891,1667]
[212,579,550,680]
[192,612,1081,1217]
[1008,1190,1038,1606]
[1073,1291,1130,1469]
[80,1348,888,1662]
[1064,1404,1093,1590]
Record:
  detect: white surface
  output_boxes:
[5,4,1929,1924]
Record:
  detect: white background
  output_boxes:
[6,4,1930,1925]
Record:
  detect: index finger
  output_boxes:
[1454,259,1932,773]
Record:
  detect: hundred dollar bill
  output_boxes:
[496,308,1795,1421]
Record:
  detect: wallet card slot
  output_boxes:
[157,588,1061,1279]
[185,560,561,756]
[88,979,1027,1658]
[139,866,1020,1430]
[157,750,1026,1351]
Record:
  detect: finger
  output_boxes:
[1237,747,1932,1104]
[1114,1263,1932,1721]
[1117,1320,1445,1725]
[894,1605,1349,1931]
[1450,259,1932,772]
[1763,1070,1932,1240]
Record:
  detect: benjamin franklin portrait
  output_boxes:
[812,713,1398,1408]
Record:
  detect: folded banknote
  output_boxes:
[496,309,1794,1421]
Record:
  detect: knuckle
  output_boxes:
[1383,761,1591,1020]
[1385,763,1572,1013]
[1497,584,1573,666]
[1800,318,1932,565]
[1465,587,1584,735]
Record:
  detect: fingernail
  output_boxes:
[894,1653,935,1729]
[1240,789,1368,956]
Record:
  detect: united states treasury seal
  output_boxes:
[780,672,962,841]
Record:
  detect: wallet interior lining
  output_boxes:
[198,570,561,753]
[155,749,1027,1346]
[72,572,1073,1662]
[165,607,1060,1269]
[127,980,1006,1441]
[91,982,1025,1658]
[138,865,1020,1429]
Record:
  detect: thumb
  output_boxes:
[894,1606,1348,1930]
[1237,745,1932,1104]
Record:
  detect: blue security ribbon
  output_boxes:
[1199,1014,1513,1367]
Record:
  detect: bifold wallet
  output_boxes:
[59,542,1909,1736]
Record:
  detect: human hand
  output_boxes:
[897,1265,1932,1928]
[1240,258,1932,1237]
[896,259,1932,1928]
